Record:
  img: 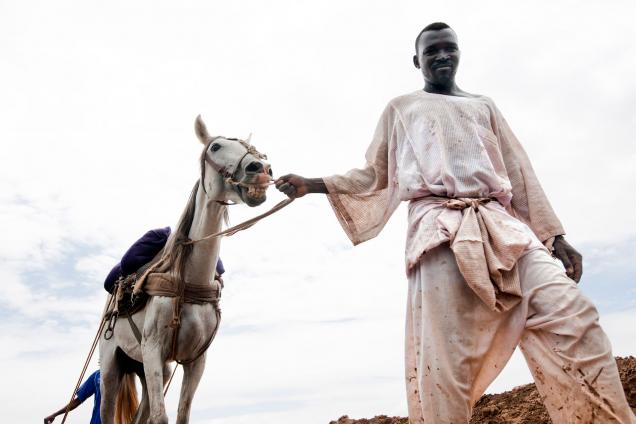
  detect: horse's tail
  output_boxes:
[115,372,139,424]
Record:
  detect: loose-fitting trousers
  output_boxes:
[405,244,635,424]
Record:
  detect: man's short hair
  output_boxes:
[414,22,453,52]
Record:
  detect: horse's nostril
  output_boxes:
[245,161,263,174]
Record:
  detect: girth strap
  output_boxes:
[144,273,221,304]
[144,272,222,362]
[126,314,143,344]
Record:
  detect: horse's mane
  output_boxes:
[137,140,231,287]
[162,181,199,280]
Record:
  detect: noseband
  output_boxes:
[200,136,269,197]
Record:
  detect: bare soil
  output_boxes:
[329,356,636,424]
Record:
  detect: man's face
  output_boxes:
[414,28,460,87]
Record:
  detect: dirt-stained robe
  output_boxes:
[323,91,636,423]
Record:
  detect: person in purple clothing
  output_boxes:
[44,370,103,424]
[104,227,225,293]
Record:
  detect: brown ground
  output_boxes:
[330,357,636,424]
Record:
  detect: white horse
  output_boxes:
[98,115,272,424]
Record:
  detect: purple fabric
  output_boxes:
[103,227,170,293]
[120,227,171,275]
[104,263,123,293]
[104,227,226,293]
[216,258,225,275]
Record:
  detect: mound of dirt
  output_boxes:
[329,416,408,424]
[330,357,636,424]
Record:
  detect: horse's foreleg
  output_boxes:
[143,345,169,424]
[176,355,206,424]
[100,345,123,424]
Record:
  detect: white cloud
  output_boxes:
[74,254,118,284]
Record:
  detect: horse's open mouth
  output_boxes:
[237,173,270,206]
[245,184,268,199]
[239,184,267,206]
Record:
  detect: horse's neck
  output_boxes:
[184,183,226,284]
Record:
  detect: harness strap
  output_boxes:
[144,274,222,302]
[143,272,223,361]
[126,314,143,344]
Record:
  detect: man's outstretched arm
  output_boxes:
[275,102,401,245]
[275,175,328,198]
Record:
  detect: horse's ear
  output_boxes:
[195,114,210,144]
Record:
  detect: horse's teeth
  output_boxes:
[246,185,266,197]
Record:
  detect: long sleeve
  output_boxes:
[323,103,401,245]
[489,103,565,243]
[75,370,98,402]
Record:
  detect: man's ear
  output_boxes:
[413,55,420,69]
[195,114,210,144]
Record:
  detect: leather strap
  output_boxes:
[126,313,143,345]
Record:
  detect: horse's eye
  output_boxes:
[210,143,221,152]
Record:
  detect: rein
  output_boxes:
[61,294,116,424]
[183,196,294,245]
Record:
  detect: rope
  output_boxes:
[164,365,178,397]
[184,197,294,245]
[61,295,115,423]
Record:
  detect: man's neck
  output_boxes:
[423,81,463,96]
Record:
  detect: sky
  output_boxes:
[1,0,636,423]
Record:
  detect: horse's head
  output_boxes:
[195,115,272,207]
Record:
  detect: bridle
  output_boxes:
[200,136,271,204]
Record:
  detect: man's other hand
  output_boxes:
[553,235,583,283]
[275,174,309,198]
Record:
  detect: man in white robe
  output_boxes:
[276,22,635,423]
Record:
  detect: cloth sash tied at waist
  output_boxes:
[426,197,532,312]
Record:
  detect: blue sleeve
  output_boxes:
[216,257,225,275]
[75,370,99,403]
